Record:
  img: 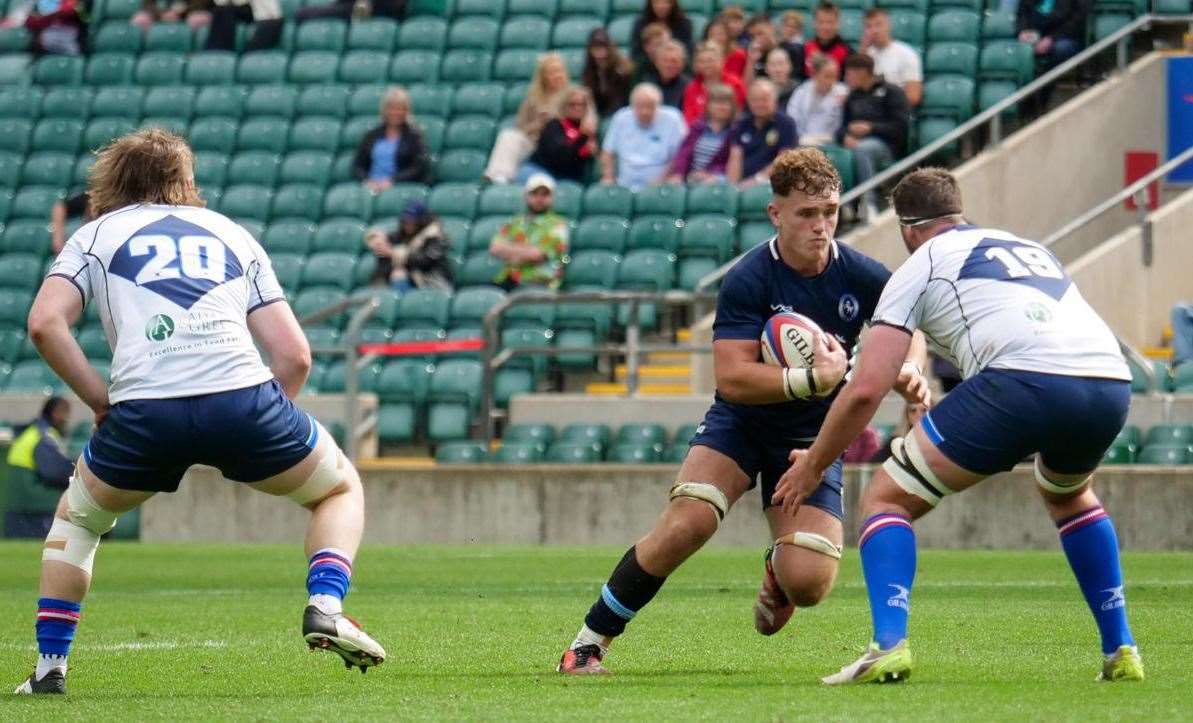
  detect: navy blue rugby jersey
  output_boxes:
[710,236,891,444]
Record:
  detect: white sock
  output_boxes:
[570,625,611,654]
[308,594,343,616]
[36,654,67,680]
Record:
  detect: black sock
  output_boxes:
[583,546,667,638]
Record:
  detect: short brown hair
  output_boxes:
[719,5,745,21]
[770,148,841,198]
[864,7,888,20]
[891,167,964,222]
[88,128,202,218]
[815,1,840,18]
[781,10,805,31]
[843,53,874,73]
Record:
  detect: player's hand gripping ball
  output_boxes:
[760,312,848,397]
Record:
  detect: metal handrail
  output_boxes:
[479,289,717,445]
[695,14,1191,294]
[298,292,381,461]
[1040,144,1193,249]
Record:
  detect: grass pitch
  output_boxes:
[1,543,1189,721]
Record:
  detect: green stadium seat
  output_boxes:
[545,441,600,463]
[552,16,602,47]
[558,0,598,16]
[627,216,681,253]
[12,186,64,219]
[83,117,135,150]
[391,327,446,365]
[634,183,686,217]
[1144,424,1193,448]
[558,48,585,76]
[6,360,63,394]
[1102,442,1134,465]
[377,401,419,444]
[289,51,340,84]
[477,185,524,218]
[279,150,333,188]
[493,49,539,82]
[397,16,448,52]
[450,287,505,327]
[318,359,382,394]
[407,84,453,119]
[41,86,92,119]
[926,42,979,77]
[916,116,960,155]
[888,10,926,46]
[263,219,316,254]
[1092,12,1133,42]
[980,40,1034,84]
[142,85,195,122]
[565,250,619,289]
[269,252,305,292]
[1137,445,1190,465]
[440,50,493,83]
[235,117,287,154]
[0,288,31,327]
[685,182,738,216]
[607,442,662,463]
[145,23,193,53]
[244,85,297,119]
[348,85,386,117]
[76,326,111,360]
[427,359,483,442]
[193,150,229,189]
[661,443,687,463]
[500,16,551,49]
[467,215,506,252]
[0,119,32,154]
[92,21,142,54]
[606,14,635,46]
[738,220,774,250]
[0,87,42,119]
[348,18,397,50]
[272,183,326,221]
[203,186,224,211]
[301,252,357,290]
[921,77,976,121]
[0,188,12,221]
[237,50,289,84]
[503,82,528,114]
[98,0,142,21]
[440,215,471,255]
[572,216,626,254]
[935,0,983,9]
[445,115,498,151]
[560,422,611,452]
[978,80,1019,115]
[503,291,556,329]
[33,55,84,85]
[73,153,94,185]
[295,19,347,51]
[454,0,506,17]
[838,9,864,44]
[618,249,674,290]
[390,50,442,84]
[395,288,451,328]
[0,152,21,189]
[339,51,390,85]
[981,9,1017,39]
[679,214,734,262]
[293,287,348,326]
[493,368,536,409]
[228,151,281,187]
[552,180,583,219]
[196,85,245,119]
[20,152,74,188]
[0,54,32,86]
[372,183,429,220]
[313,218,366,252]
[135,52,187,86]
[219,184,273,222]
[435,440,488,463]
[91,86,143,120]
[437,148,488,183]
[285,116,338,154]
[376,356,432,407]
[331,150,355,183]
[320,182,370,220]
[237,218,265,241]
[0,328,25,363]
[452,82,504,117]
[582,184,633,217]
[1173,362,1193,392]
[85,52,136,85]
[928,10,981,43]
[185,52,237,85]
[503,423,555,451]
[617,422,666,449]
[820,143,856,190]
[448,17,500,51]
[1154,0,1190,12]
[0,253,43,291]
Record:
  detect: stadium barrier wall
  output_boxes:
[142,465,1193,550]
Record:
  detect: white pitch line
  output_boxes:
[0,640,228,652]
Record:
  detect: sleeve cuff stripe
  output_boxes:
[248,297,285,314]
[871,320,914,335]
[47,273,86,305]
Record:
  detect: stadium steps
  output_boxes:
[584,382,692,396]
[614,364,691,385]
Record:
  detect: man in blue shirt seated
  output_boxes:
[728,78,799,188]
[600,83,688,191]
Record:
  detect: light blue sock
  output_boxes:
[859,513,917,650]
[1057,505,1135,655]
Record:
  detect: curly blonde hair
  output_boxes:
[769,147,841,198]
[88,128,203,218]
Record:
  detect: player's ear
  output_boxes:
[766,200,780,228]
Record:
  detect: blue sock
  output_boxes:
[36,598,81,657]
[1057,505,1135,655]
[859,513,917,650]
[307,549,353,599]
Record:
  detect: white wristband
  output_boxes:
[781,367,819,400]
[901,361,922,378]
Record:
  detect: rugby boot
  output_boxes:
[1098,645,1144,682]
[821,640,913,685]
[754,544,796,636]
[14,668,66,695]
[557,644,609,675]
[303,605,386,673]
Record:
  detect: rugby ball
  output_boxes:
[760,312,822,368]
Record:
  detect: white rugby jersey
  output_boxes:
[48,204,286,403]
[870,225,1130,381]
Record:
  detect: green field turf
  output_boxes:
[0,543,1189,721]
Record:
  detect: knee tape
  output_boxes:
[287,436,345,506]
[1034,456,1090,496]
[43,517,101,575]
[774,531,843,559]
[669,482,729,528]
[883,433,952,508]
[64,470,119,535]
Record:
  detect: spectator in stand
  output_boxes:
[719,4,749,48]
[1017,0,1089,69]
[352,86,432,191]
[669,83,738,184]
[742,13,804,88]
[484,53,572,184]
[489,174,570,292]
[1173,302,1193,369]
[765,47,799,109]
[582,28,635,118]
[601,83,687,190]
[364,200,452,293]
[295,0,405,22]
[861,8,923,107]
[837,53,910,216]
[779,10,805,45]
[702,16,748,80]
[23,0,84,55]
[5,397,74,536]
[630,0,693,65]
[131,0,212,33]
[50,191,89,254]
[634,22,672,82]
[523,86,598,184]
[642,40,691,110]
[205,0,282,51]
[786,55,848,146]
[682,42,745,126]
[727,78,797,187]
[804,1,853,79]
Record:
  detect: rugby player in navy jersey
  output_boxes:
[558,148,930,674]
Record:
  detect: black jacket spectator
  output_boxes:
[1016,0,1090,42]
[643,68,691,109]
[837,78,910,155]
[528,118,595,183]
[582,28,636,117]
[630,2,693,64]
[352,124,432,185]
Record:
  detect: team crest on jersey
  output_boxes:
[1024,301,1053,323]
[109,215,244,309]
[838,294,859,321]
[144,314,175,342]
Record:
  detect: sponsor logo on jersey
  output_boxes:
[887,584,910,610]
[145,314,175,342]
[770,304,794,313]
[1101,585,1125,611]
[1024,301,1053,323]
[838,293,859,322]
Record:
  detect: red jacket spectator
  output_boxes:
[25,0,84,55]
[682,72,745,125]
[804,35,852,78]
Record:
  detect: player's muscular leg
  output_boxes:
[249,433,364,559]
[634,445,753,576]
[862,425,985,521]
[765,505,842,607]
